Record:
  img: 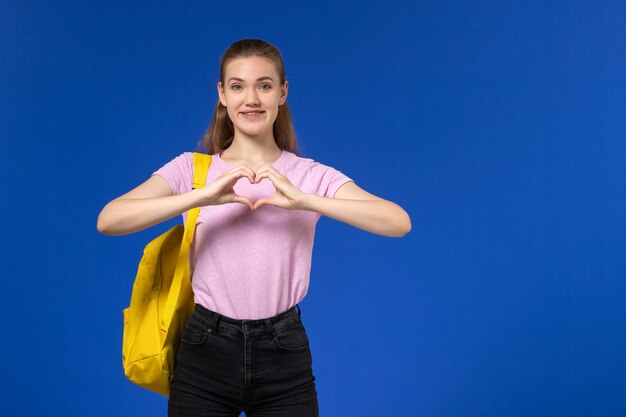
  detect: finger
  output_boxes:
[253,198,269,210]
[254,197,291,211]
[232,195,254,210]
[254,165,283,181]
[237,166,257,184]
[254,170,279,184]
[228,165,256,184]
[253,166,266,183]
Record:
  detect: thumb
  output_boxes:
[232,195,254,210]
[252,198,270,211]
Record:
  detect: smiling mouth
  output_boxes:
[240,111,265,119]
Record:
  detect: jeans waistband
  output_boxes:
[192,302,303,337]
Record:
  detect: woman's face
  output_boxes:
[218,56,288,138]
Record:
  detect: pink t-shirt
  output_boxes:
[151,149,353,320]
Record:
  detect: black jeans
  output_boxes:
[168,302,319,417]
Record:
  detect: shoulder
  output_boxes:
[169,151,211,167]
[160,151,195,165]
[153,150,214,177]
[281,151,351,184]
[281,150,334,172]
[151,151,199,195]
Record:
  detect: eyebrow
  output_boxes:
[228,76,274,83]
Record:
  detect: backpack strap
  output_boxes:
[183,153,212,243]
[192,152,212,190]
[160,152,212,333]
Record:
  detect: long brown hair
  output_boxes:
[195,39,301,157]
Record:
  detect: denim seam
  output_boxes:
[181,326,208,345]
[273,333,310,351]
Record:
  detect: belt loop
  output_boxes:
[214,313,222,333]
[295,304,301,317]
[264,318,276,336]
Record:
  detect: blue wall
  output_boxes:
[2,1,625,416]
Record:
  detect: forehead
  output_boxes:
[225,56,278,81]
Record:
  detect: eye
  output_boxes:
[230,84,271,91]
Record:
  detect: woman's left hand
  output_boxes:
[252,164,307,211]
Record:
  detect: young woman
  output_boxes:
[97,38,411,417]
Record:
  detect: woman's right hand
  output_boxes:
[197,165,256,210]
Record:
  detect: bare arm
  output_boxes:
[300,181,411,237]
[96,175,207,236]
[97,165,258,236]
[248,165,411,237]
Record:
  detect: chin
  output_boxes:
[234,126,272,136]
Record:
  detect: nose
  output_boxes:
[245,88,260,106]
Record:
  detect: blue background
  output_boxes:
[2,1,625,416]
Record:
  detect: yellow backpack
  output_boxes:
[121,152,212,397]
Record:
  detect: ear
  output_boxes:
[280,80,288,105]
[217,81,227,107]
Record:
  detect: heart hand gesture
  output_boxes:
[251,164,307,211]
[197,164,307,211]
[198,165,257,210]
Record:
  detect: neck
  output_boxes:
[221,132,282,161]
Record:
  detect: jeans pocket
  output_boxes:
[181,316,209,345]
[273,321,310,351]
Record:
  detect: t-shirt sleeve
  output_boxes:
[151,152,194,196]
[307,160,354,199]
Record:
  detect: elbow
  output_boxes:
[97,200,120,235]
[97,218,123,236]
[395,217,411,237]
[385,208,411,237]
[395,208,412,237]
[96,206,115,235]
[96,215,109,235]
[400,218,411,237]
